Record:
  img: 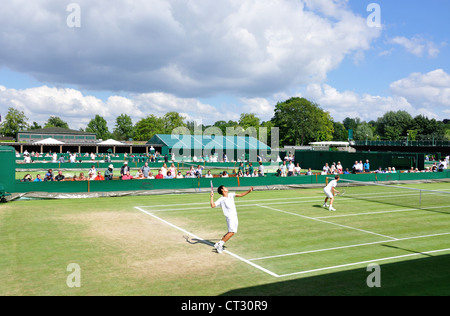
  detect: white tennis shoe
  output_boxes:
[329,206,336,211]
[323,203,329,208]
[214,242,223,253]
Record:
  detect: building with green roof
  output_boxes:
[147,134,272,161]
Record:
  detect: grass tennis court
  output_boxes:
[1,181,449,296]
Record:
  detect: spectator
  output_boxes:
[165,171,174,179]
[364,160,370,173]
[336,161,343,174]
[258,161,265,176]
[238,162,245,175]
[287,161,295,176]
[357,160,364,173]
[205,170,213,178]
[120,161,131,178]
[44,169,54,181]
[322,163,330,175]
[105,165,114,180]
[155,170,164,179]
[352,161,358,174]
[21,174,33,182]
[78,172,87,181]
[88,165,97,180]
[24,154,32,164]
[280,161,287,177]
[195,165,204,178]
[122,171,133,180]
[294,163,301,176]
[248,162,254,175]
[160,163,168,177]
[136,169,145,179]
[34,174,43,182]
[141,162,151,178]
[176,171,184,179]
[55,170,65,181]
[94,171,105,181]
[169,163,177,177]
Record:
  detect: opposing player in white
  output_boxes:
[323,175,340,211]
[210,185,253,253]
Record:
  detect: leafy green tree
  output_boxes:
[342,117,361,131]
[44,116,69,129]
[332,121,348,141]
[412,115,445,140]
[163,112,186,134]
[376,111,413,140]
[30,122,42,130]
[213,120,238,136]
[134,115,165,141]
[113,114,134,140]
[86,115,111,140]
[354,122,374,141]
[271,97,333,146]
[0,107,29,137]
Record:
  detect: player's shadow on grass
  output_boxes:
[183,235,223,253]
[183,235,216,247]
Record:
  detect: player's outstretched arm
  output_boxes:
[236,187,253,198]
[210,192,216,208]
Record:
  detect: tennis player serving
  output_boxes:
[323,175,340,211]
[210,185,253,253]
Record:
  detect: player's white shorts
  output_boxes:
[324,188,334,198]
[226,216,238,233]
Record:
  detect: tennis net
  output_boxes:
[335,178,450,212]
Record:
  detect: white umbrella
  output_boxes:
[98,139,124,145]
[34,137,65,145]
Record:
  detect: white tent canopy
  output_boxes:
[34,137,65,145]
[98,139,124,145]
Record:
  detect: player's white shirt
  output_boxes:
[324,179,338,192]
[215,193,237,218]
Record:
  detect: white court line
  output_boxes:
[134,189,449,278]
[278,248,450,278]
[134,206,280,278]
[249,232,450,261]
[258,204,398,241]
[316,205,449,219]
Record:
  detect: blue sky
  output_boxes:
[0,0,449,130]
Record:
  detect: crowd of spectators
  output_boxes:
[18,152,450,183]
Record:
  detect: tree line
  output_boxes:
[1,97,449,146]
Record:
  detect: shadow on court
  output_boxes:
[219,254,450,296]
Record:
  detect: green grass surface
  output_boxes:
[1,182,449,296]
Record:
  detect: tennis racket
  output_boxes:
[210,180,214,193]
[336,189,346,196]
